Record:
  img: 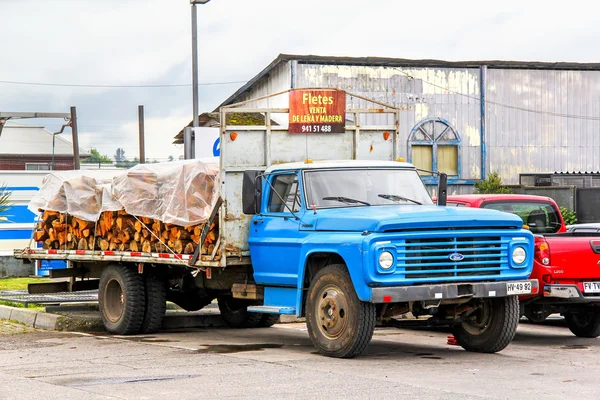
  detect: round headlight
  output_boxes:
[512,246,527,265]
[379,251,394,270]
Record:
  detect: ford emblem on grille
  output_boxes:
[449,252,465,262]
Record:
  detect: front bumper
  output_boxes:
[543,284,600,303]
[371,279,538,303]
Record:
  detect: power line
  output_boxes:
[0,79,247,88]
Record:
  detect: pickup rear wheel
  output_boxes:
[452,296,519,353]
[565,307,600,338]
[306,264,376,358]
[217,296,262,328]
[99,264,145,335]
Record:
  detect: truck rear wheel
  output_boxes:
[140,274,166,334]
[99,264,145,335]
[565,307,600,338]
[305,264,376,358]
[452,296,519,353]
[217,296,262,328]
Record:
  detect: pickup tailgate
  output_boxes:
[545,234,600,279]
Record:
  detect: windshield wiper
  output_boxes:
[322,196,371,206]
[378,194,422,205]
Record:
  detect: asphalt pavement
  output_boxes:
[0,319,597,400]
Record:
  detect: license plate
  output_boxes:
[506,281,532,295]
[583,282,600,293]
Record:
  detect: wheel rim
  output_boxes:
[462,299,492,335]
[104,278,125,323]
[316,285,349,339]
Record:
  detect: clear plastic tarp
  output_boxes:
[28,159,220,226]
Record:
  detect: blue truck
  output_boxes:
[15,94,537,358]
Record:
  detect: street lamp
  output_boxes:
[190,0,211,129]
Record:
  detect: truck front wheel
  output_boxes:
[452,296,519,353]
[99,264,145,335]
[565,307,600,338]
[306,264,376,358]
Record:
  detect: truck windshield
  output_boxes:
[482,201,562,234]
[304,168,433,209]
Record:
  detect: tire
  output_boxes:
[258,314,281,327]
[305,264,376,358]
[139,274,166,334]
[565,307,600,338]
[98,264,145,335]
[217,296,262,328]
[452,296,519,353]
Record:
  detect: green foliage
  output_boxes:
[0,184,13,223]
[0,277,51,291]
[559,206,578,225]
[474,172,512,194]
[88,148,113,164]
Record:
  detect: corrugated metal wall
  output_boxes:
[295,64,483,180]
[225,59,600,188]
[486,69,600,184]
[233,61,292,111]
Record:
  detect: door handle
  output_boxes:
[253,219,264,225]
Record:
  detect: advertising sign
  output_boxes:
[289,89,346,134]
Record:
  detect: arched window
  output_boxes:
[408,118,460,177]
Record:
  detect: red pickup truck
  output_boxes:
[446,194,600,338]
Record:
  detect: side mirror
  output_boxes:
[437,172,447,206]
[242,170,262,215]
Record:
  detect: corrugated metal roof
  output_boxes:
[217,53,600,109]
[0,122,89,156]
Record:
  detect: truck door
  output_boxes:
[249,172,304,287]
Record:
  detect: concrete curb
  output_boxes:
[1,304,305,332]
[0,305,64,330]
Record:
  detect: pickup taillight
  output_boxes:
[534,237,551,266]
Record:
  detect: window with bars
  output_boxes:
[25,163,51,171]
[408,118,460,177]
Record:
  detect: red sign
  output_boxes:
[289,89,346,134]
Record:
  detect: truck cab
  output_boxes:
[243,160,537,357]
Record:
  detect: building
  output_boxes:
[0,122,89,170]
[187,54,600,194]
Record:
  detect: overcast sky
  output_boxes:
[1,0,597,161]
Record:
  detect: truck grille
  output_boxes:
[395,237,508,279]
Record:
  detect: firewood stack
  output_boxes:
[32,209,220,258]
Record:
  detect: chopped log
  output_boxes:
[142,240,152,253]
[82,229,90,238]
[99,238,109,251]
[190,234,200,245]
[184,242,194,254]
[141,216,152,225]
[129,241,139,252]
[77,238,88,250]
[172,239,183,254]
[134,220,142,233]
[134,231,140,242]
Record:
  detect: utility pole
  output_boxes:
[138,105,145,164]
[70,107,81,170]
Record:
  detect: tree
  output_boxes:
[114,148,126,163]
[0,184,13,223]
[474,172,512,194]
[88,148,113,164]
